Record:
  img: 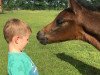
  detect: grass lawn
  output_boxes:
[0,10,100,75]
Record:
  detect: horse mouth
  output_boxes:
[37,31,48,45]
[37,37,48,45]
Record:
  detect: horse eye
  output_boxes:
[56,19,64,26]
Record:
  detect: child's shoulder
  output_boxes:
[8,52,25,61]
[8,52,30,62]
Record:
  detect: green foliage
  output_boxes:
[0,10,100,75]
[77,0,100,11]
[2,0,100,10]
[3,0,67,10]
[33,1,47,10]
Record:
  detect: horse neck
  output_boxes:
[80,10,100,36]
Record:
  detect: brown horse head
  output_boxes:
[37,0,100,50]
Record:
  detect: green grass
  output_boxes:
[0,10,100,75]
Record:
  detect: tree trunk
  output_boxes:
[0,0,2,13]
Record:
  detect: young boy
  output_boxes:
[3,18,39,75]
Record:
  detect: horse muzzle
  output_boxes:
[37,31,48,45]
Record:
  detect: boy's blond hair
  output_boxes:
[3,18,32,43]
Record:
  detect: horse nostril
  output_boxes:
[36,31,48,45]
[37,31,45,40]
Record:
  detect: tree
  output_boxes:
[2,0,100,10]
[0,0,2,13]
[46,0,67,10]
[91,0,100,11]
[77,0,100,11]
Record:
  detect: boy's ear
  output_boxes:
[68,0,82,14]
[12,36,19,44]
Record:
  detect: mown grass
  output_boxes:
[0,10,100,75]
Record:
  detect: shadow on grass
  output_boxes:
[56,53,100,75]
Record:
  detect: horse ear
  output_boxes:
[68,0,82,14]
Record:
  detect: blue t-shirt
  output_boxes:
[8,52,39,75]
